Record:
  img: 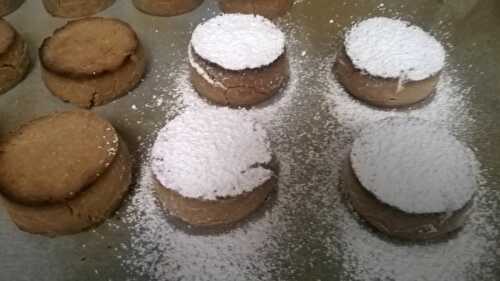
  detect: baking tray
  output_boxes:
[1,0,499,280]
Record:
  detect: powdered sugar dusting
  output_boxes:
[188,45,227,90]
[346,17,446,81]
[119,15,499,281]
[322,52,498,281]
[351,117,476,214]
[326,59,472,134]
[191,14,286,71]
[151,107,273,200]
[122,166,284,281]
[332,174,498,281]
[121,22,310,281]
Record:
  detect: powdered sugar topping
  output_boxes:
[345,17,446,81]
[351,117,476,214]
[191,14,286,71]
[151,107,273,200]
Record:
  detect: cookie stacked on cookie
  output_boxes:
[40,17,146,108]
[151,108,276,227]
[0,110,132,236]
[0,19,29,95]
[0,0,24,17]
[189,14,289,107]
[335,17,446,108]
[344,118,477,240]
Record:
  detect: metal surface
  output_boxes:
[0,0,499,280]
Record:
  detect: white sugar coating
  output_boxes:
[121,19,499,281]
[151,107,273,200]
[191,14,286,71]
[351,117,476,214]
[345,17,446,81]
[188,45,227,90]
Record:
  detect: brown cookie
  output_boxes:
[0,19,14,54]
[42,0,115,18]
[0,0,24,17]
[40,17,146,108]
[219,0,292,19]
[334,48,440,108]
[155,178,273,227]
[190,47,289,107]
[0,110,119,206]
[0,19,30,95]
[2,138,132,236]
[342,158,473,241]
[132,0,203,16]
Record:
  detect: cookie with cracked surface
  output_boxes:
[0,110,131,236]
[189,14,289,107]
[42,0,115,18]
[0,19,30,95]
[132,0,203,16]
[0,0,24,17]
[40,17,146,108]
[219,0,292,19]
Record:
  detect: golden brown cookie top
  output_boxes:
[0,19,16,55]
[0,110,120,206]
[40,17,138,77]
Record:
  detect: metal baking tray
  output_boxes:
[1,0,499,280]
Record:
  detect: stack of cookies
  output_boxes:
[0,110,132,236]
[0,19,29,95]
[39,17,146,108]
[0,0,24,17]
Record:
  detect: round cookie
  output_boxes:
[219,0,292,19]
[132,0,203,16]
[334,17,446,108]
[345,118,476,240]
[0,110,131,236]
[189,14,289,107]
[0,19,30,95]
[151,108,275,227]
[42,0,115,18]
[40,17,146,108]
[2,139,131,236]
[0,0,24,17]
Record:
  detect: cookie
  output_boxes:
[132,0,203,16]
[3,138,131,236]
[189,14,289,107]
[151,108,275,227]
[219,0,292,19]
[0,19,30,95]
[344,118,476,240]
[155,179,273,226]
[334,17,445,108]
[42,0,115,18]
[40,17,146,108]
[0,110,131,236]
[0,0,24,17]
